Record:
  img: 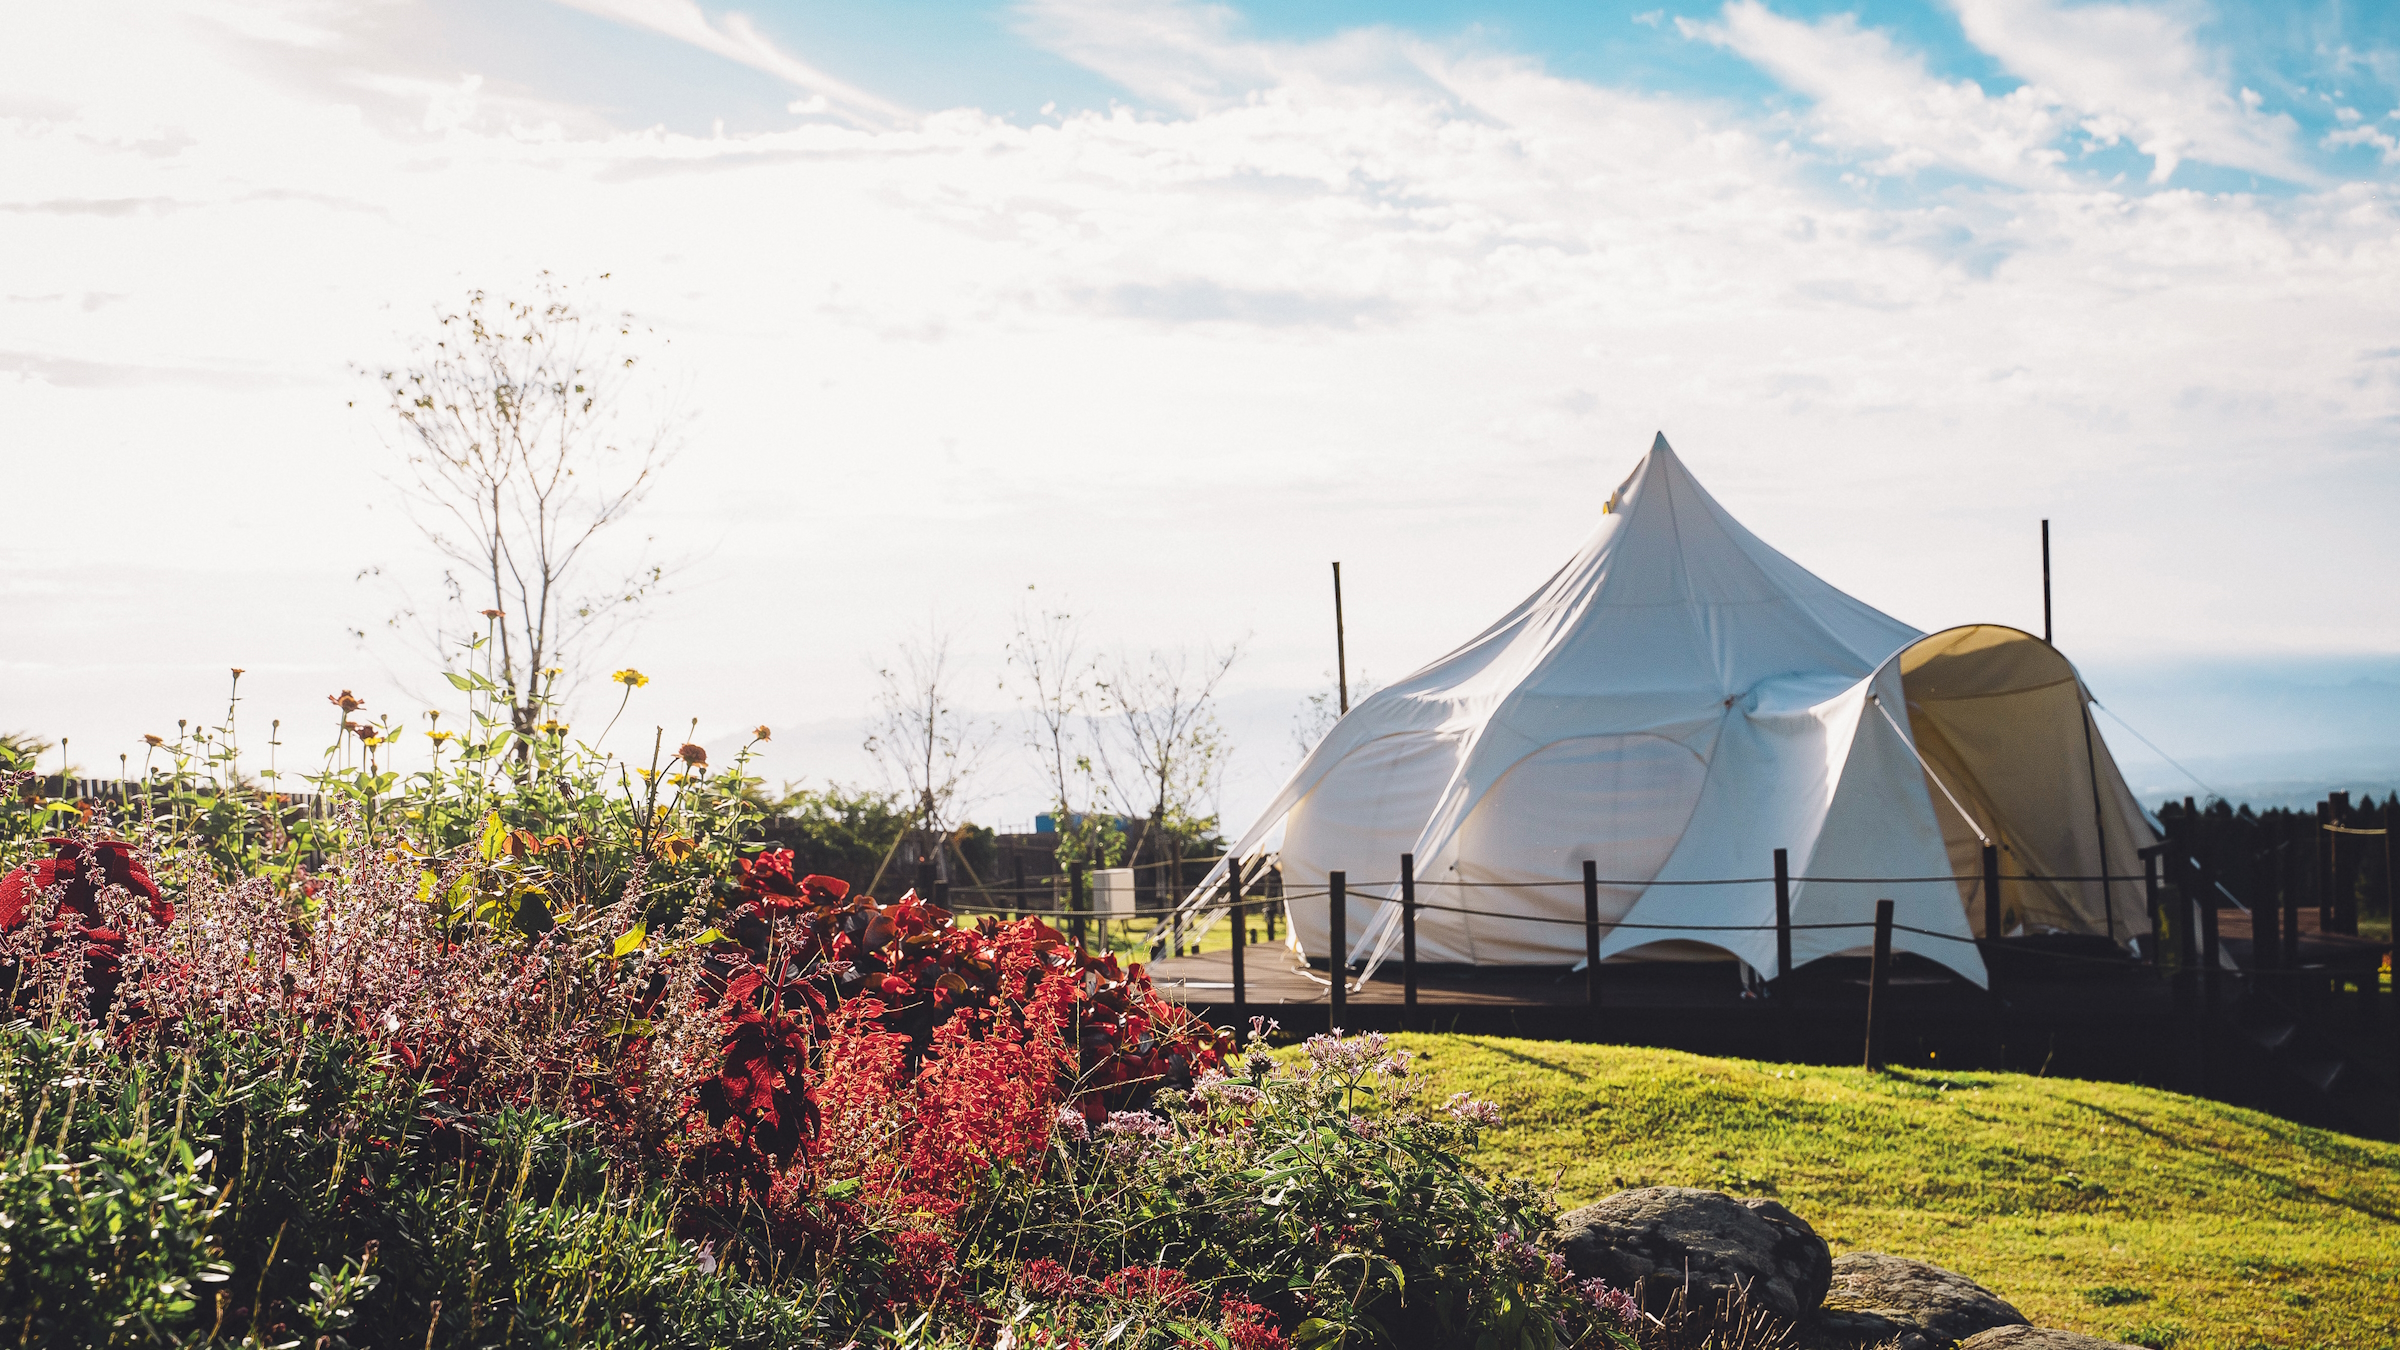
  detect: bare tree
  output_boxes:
[371,274,681,755]
[1091,644,1241,893]
[865,628,997,889]
[1005,598,1121,871]
[1292,668,1378,758]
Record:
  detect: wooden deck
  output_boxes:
[1145,948,1596,1007]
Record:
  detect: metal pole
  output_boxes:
[1773,847,1792,983]
[1400,853,1418,1026]
[1331,562,1349,716]
[1981,843,2003,944]
[1329,871,1347,1019]
[2040,519,2052,645]
[1227,860,1246,1015]
[1866,898,1895,1071]
[1070,864,1087,952]
[1583,860,1603,1011]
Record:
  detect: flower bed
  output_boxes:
[0,733,1686,1348]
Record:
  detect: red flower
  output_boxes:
[1099,1266,1201,1312]
[1019,1258,1088,1300]
[1219,1297,1289,1350]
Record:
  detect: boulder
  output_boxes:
[1958,1329,2146,1350]
[1555,1186,1831,1323]
[1817,1252,2028,1349]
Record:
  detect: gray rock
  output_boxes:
[1958,1328,2145,1350]
[1817,1252,2028,1349]
[1556,1186,1832,1323]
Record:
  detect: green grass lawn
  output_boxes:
[1398,1035,2400,1350]
[1086,912,1278,961]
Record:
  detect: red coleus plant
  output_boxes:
[678,849,1233,1295]
[695,851,1231,1160]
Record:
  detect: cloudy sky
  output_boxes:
[6,0,2400,827]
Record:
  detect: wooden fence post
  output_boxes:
[1401,853,1418,1028]
[1012,855,1026,921]
[2284,821,2304,971]
[2171,853,2198,972]
[2141,846,2162,966]
[1227,861,1246,1015]
[2254,874,2279,973]
[2198,884,2221,1092]
[1583,860,1603,1013]
[1329,871,1347,1020]
[1773,848,1792,983]
[2317,799,2334,929]
[1865,898,1895,1071]
[1070,864,1087,952]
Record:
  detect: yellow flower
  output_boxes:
[752,725,772,742]
[428,730,455,744]
[539,720,568,735]
[612,668,650,688]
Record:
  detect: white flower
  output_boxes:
[1442,1091,1503,1126]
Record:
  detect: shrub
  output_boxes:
[942,1025,1645,1350]
[0,689,1640,1349]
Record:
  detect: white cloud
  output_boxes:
[1682,0,2075,186]
[2324,107,2400,164]
[1945,0,2310,184]
[4,0,2399,825]
[549,0,911,125]
[1685,0,2312,187]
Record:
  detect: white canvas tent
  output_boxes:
[1183,435,2156,989]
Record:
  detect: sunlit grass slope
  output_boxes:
[1400,1035,2399,1350]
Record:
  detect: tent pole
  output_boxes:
[2079,700,2116,948]
[1331,562,1349,716]
[2041,519,2052,645]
